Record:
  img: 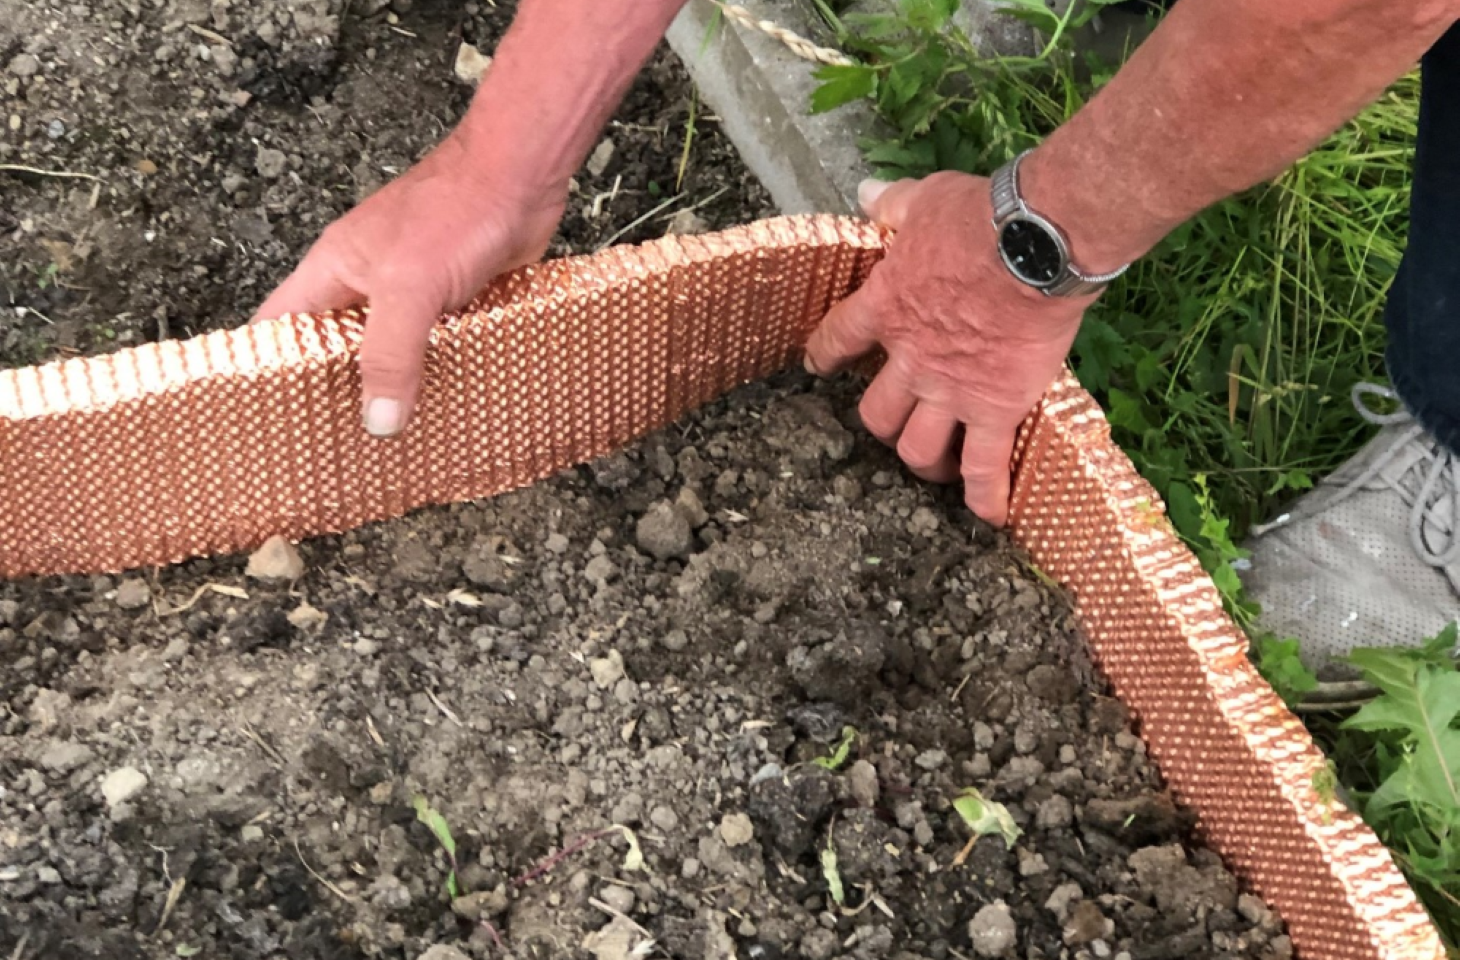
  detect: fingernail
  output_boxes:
[857,178,890,213]
[364,397,403,437]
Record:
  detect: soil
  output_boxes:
[1,2,1290,960]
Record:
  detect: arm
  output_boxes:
[255,0,686,437]
[806,0,1459,525]
[1025,0,1460,273]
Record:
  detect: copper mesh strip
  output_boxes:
[0,213,1442,959]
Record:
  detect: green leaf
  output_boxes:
[811,63,877,114]
[821,834,845,906]
[1344,658,1460,816]
[952,787,1021,848]
[413,797,457,860]
[813,726,859,771]
[176,947,201,958]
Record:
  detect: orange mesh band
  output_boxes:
[0,214,1442,959]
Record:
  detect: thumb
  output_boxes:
[857,177,919,231]
[357,287,448,437]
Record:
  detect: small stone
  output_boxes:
[1064,900,1110,946]
[719,812,754,848]
[681,857,701,879]
[354,637,380,657]
[675,487,709,527]
[115,579,151,610]
[450,886,508,922]
[1238,892,1271,926]
[660,629,689,652]
[546,532,570,554]
[287,602,328,631]
[0,599,17,625]
[241,824,264,842]
[8,53,40,77]
[35,866,62,885]
[255,147,287,179]
[666,209,708,236]
[650,805,679,831]
[584,554,617,584]
[161,636,189,662]
[101,767,148,807]
[1036,795,1073,831]
[246,535,303,580]
[599,883,636,914]
[847,759,879,808]
[914,749,947,771]
[1018,850,1049,877]
[40,741,94,774]
[453,41,492,85]
[590,650,626,689]
[586,138,615,177]
[1044,882,1083,923]
[968,901,1017,957]
[636,500,692,560]
[613,677,638,704]
[416,946,471,960]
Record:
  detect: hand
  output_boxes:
[253,131,565,437]
[804,171,1095,526]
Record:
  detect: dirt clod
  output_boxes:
[245,535,304,580]
[969,900,1018,957]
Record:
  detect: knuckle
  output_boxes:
[897,436,940,471]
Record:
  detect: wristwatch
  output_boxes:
[990,150,1128,297]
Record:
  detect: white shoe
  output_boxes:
[1241,384,1459,701]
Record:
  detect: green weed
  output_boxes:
[413,796,461,899]
[951,786,1021,849]
[812,725,859,771]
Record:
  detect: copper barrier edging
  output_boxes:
[0,214,1443,959]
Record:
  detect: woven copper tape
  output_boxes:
[0,214,1443,958]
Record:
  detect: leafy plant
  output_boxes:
[414,796,461,899]
[821,830,846,906]
[1328,625,1460,944]
[952,786,1021,849]
[812,725,859,771]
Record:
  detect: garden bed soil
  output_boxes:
[2,2,1289,959]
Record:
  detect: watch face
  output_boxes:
[999,217,1065,286]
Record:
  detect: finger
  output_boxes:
[857,178,920,232]
[357,286,447,437]
[805,287,880,377]
[252,255,362,324]
[960,420,1020,526]
[857,366,916,446]
[897,403,961,485]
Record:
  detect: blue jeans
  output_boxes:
[1386,24,1460,455]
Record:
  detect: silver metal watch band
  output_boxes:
[990,150,1128,298]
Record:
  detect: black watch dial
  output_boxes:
[998,217,1065,286]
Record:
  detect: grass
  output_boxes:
[805,0,1456,948]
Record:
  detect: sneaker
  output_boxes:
[1241,384,1459,706]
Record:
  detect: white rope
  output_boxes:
[713,2,856,67]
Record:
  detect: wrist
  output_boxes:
[1017,146,1150,278]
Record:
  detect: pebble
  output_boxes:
[241,824,264,843]
[584,554,617,583]
[8,53,40,77]
[36,866,62,885]
[590,650,626,689]
[287,603,329,631]
[354,637,380,657]
[914,749,947,770]
[245,535,303,580]
[1044,881,1083,923]
[681,857,701,879]
[0,599,17,625]
[968,901,1017,957]
[847,759,879,807]
[973,722,996,749]
[719,812,754,848]
[453,41,492,85]
[100,767,148,807]
[40,741,94,774]
[546,532,570,554]
[636,500,692,560]
[416,946,470,960]
[586,138,615,177]
[660,629,689,652]
[114,579,151,610]
[1036,795,1074,830]
[666,209,709,236]
[254,147,287,179]
[599,883,636,914]
[650,805,679,831]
